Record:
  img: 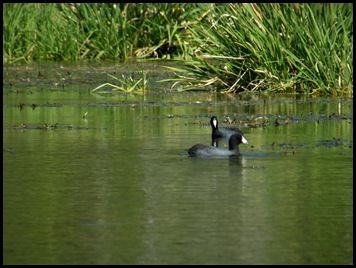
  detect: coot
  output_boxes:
[210,116,243,140]
[188,132,248,157]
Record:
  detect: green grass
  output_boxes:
[91,71,147,95]
[3,3,202,62]
[161,3,353,95]
[3,3,353,95]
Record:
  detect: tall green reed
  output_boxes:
[3,3,202,62]
[3,4,54,62]
[164,3,353,95]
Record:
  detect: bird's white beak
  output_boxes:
[241,135,248,144]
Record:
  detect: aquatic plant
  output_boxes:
[3,3,202,62]
[91,69,147,94]
[162,3,353,96]
[3,3,352,96]
[3,3,60,62]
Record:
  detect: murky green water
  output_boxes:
[3,62,353,264]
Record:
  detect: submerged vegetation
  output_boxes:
[3,3,353,95]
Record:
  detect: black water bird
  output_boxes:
[210,115,243,140]
[188,132,248,157]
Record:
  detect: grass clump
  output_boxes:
[3,3,352,96]
[91,68,147,95]
[3,4,63,62]
[164,3,353,95]
[3,3,203,62]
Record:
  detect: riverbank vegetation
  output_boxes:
[3,3,353,95]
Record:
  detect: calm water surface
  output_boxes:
[3,62,353,264]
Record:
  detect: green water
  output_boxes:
[3,62,353,264]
